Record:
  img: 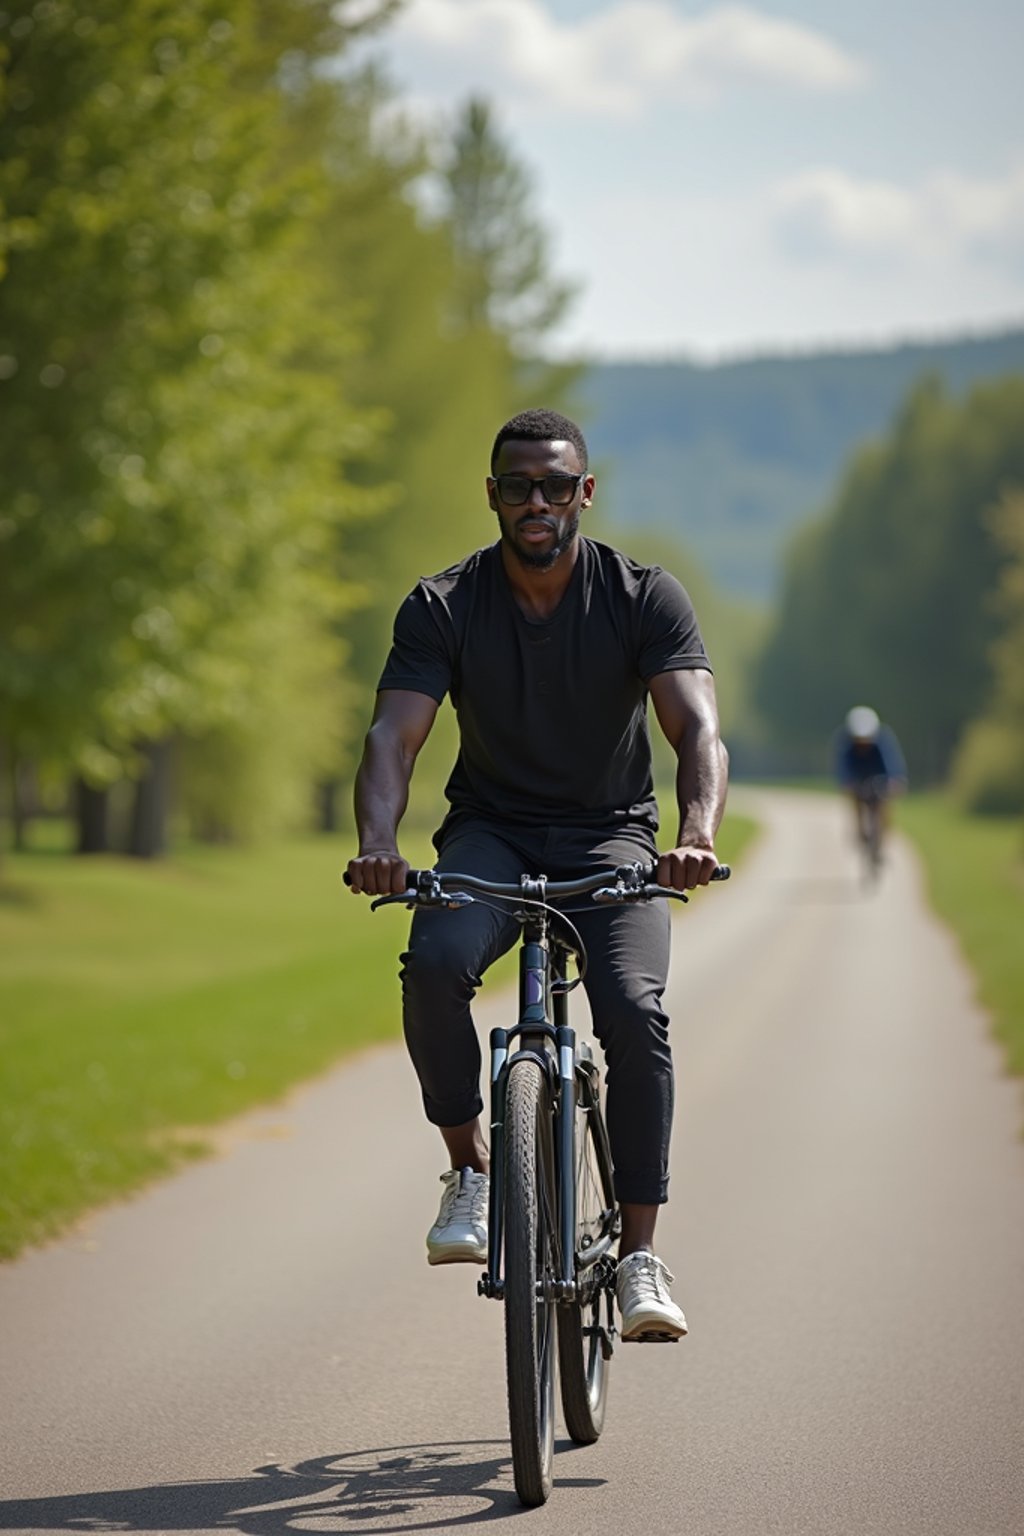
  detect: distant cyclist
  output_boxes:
[834,706,907,872]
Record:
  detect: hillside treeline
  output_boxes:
[0,1,575,855]
[754,375,1024,810]
[583,331,1024,599]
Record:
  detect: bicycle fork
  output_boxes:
[478,938,577,1303]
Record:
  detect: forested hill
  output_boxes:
[580,329,1024,599]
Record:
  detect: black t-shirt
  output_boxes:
[378,538,711,836]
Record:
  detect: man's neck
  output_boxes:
[500,536,581,620]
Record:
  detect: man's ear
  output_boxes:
[581,473,596,508]
[486,477,498,512]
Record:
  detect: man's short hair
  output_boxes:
[491,408,588,472]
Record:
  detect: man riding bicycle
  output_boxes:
[834,705,907,860]
[346,409,729,1342]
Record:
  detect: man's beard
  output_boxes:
[498,510,580,571]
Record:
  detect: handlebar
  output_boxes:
[343,860,730,910]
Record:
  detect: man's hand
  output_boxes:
[656,844,718,892]
[346,850,410,896]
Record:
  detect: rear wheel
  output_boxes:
[557,1054,616,1444]
[504,1058,557,1507]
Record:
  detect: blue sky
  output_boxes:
[356,0,1024,359]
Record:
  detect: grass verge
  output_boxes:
[897,794,1024,1082]
[0,809,758,1261]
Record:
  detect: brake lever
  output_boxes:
[369,891,417,911]
[592,884,689,905]
[369,889,475,912]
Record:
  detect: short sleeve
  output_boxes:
[877,727,908,782]
[833,731,854,786]
[637,567,712,682]
[377,585,454,703]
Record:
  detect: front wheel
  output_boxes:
[557,1055,616,1443]
[504,1058,557,1507]
[860,798,883,883]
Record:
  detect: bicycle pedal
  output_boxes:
[621,1331,681,1343]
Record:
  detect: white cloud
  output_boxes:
[772,171,919,261]
[387,0,867,117]
[772,164,1024,268]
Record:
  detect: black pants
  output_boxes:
[400,820,673,1205]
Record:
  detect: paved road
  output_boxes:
[2,790,1023,1534]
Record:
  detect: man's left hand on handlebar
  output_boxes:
[656,845,719,891]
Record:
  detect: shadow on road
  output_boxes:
[0,1441,606,1533]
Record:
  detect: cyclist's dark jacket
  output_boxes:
[378,538,711,839]
[834,727,907,789]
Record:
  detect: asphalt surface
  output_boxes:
[2,789,1023,1534]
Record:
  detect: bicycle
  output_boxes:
[853,776,889,884]
[354,857,730,1506]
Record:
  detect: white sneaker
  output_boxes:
[426,1167,489,1265]
[616,1251,688,1340]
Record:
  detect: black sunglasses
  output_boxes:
[493,473,584,506]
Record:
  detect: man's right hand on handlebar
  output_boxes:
[347,850,410,896]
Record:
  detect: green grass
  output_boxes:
[896,795,1024,1084]
[0,831,437,1260]
[0,808,758,1261]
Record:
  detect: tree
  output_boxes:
[952,492,1024,814]
[0,0,388,851]
[442,97,575,350]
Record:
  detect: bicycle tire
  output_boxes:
[504,1057,557,1507]
[861,800,882,884]
[557,1057,615,1443]
[869,803,883,876]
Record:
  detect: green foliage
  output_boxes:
[0,1,376,820]
[952,719,1024,815]
[0,5,583,846]
[752,375,1024,781]
[952,493,1024,813]
[442,97,575,350]
[0,829,439,1258]
[898,795,1024,1086]
[174,595,354,841]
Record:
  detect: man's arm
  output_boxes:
[347,689,439,895]
[648,668,729,891]
[878,726,908,792]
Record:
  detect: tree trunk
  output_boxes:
[75,778,111,854]
[12,762,27,851]
[316,778,339,834]
[127,739,173,859]
[2,746,34,854]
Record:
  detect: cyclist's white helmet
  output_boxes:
[846,705,880,741]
